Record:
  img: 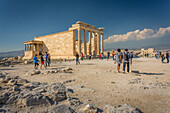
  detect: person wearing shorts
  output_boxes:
[40,53,46,69]
[115,49,122,73]
[33,54,39,69]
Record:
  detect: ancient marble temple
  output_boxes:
[24,21,104,59]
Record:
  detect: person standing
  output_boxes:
[99,52,101,59]
[130,52,133,65]
[89,53,92,60]
[75,52,80,65]
[112,50,116,60]
[33,54,39,69]
[146,51,149,58]
[101,53,104,60]
[45,52,48,67]
[47,53,51,66]
[80,53,83,61]
[122,48,130,73]
[166,51,169,63]
[161,54,165,63]
[40,53,46,69]
[107,51,110,60]
[115,49,122,73]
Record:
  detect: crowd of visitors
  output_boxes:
[33,49,169,71]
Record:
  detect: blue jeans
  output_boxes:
[123,62,129,72]
[167,57,169,63]
[76,58,80,65]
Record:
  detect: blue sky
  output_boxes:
[0,0,170,52]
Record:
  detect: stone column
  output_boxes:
[88,31,91,55]
[92,32,96,55]
[78,28,81,55]
[73,30,76,56]
[97,33,100,55]
[83,29,87,56]
[25,44,26,51]
[101,34,103,53]
[29,44,31,51]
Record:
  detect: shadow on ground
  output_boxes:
[132,70,164,75]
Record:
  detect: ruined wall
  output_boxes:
[34,31,74,58]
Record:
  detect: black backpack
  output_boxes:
[124,52,129,61]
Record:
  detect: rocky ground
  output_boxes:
[0,57,170,113]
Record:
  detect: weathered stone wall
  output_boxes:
[34,31,74,58]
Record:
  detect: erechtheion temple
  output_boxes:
[24,21,104,59]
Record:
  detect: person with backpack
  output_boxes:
[122,48,130,73]
[115,49,122,73]
[33,54,39,69]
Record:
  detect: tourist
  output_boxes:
[99,52,101,59]
[166,51,169,63]
[161,54,165,63]
[122,48,130,73]
[33,54,39,69]
[45,52,48,67]
[75,52,80,65]
[101,53,104,60]
[107,51,110,60]
[130,52,133,65]
[89,53,92,60]
[159,52,162,58]
[146,51,149,58]
[80,53,83,61]
[144,52,147,58]
[115,49,122,73]
[112,50,116,60]
[40,53,46,69]
[47,53,51,66]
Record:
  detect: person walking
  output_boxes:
[33,54,39,69]
[47,53,51,66]
[122,48,130,73]
[161,54,165,63]
[101,53,104,60]
[166,51,169,63]
[45,52,48,67]
[40,53,46,69]
[107,51,110,60]
[115,49,122,73]
[75,52,80,65]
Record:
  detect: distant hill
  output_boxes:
[0,50,24,59]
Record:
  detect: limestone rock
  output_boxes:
[0,93,9,104]
[48,104,75,113]
[31,70,41,76]
[105,104,142,113]
[82,104,98,113]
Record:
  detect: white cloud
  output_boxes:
[104,27,170,43]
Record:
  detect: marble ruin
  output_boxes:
[24,21,104,59]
